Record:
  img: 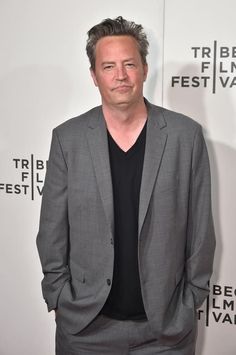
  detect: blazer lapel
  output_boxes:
[138,103,168,237]
[86,107,114,236]
[86,102,167,239]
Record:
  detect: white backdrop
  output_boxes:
[0,1,235,354]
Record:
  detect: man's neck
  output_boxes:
[102,98,147,152]
[102,98,147,131]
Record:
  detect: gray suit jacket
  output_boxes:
[37,100,215,346]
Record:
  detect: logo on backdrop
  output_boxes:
[171,40,236,93]
[0,155,46,200]
[198,283,236,326]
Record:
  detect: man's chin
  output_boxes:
[112,100,133,109]
[103,94,143,110]
[110,95,136,107]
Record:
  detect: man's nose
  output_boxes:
[115,65,128,80]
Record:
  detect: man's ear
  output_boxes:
[90,68,98,87]
[143,64,148,82]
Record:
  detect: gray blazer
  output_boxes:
[37,100,215,346]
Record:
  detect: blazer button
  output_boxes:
[107,278,111,286]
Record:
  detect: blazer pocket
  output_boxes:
[71,264,86,284]
[57,267,86,306]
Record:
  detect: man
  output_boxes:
[37,16,215,354]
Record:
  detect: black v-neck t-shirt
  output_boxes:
[101,122,147,320]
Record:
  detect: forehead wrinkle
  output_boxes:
[101,58,136,64]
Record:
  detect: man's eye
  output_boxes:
[125,63,135,68]
[104,65,113,70]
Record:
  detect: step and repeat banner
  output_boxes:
[0,1,235,354]
[163,2,236,355]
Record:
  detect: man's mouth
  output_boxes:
[112,85,132,92]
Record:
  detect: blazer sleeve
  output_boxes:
[36,129,70,312]
[185,125,216,309]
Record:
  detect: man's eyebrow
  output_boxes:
[101,61,115,65]
[123,58,135,62]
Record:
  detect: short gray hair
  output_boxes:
[86,16,149,70]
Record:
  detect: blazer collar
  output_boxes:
[87,98,167,129]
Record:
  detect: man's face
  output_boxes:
[90,35,148,109]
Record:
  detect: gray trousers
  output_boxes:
[56,314,197,354]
